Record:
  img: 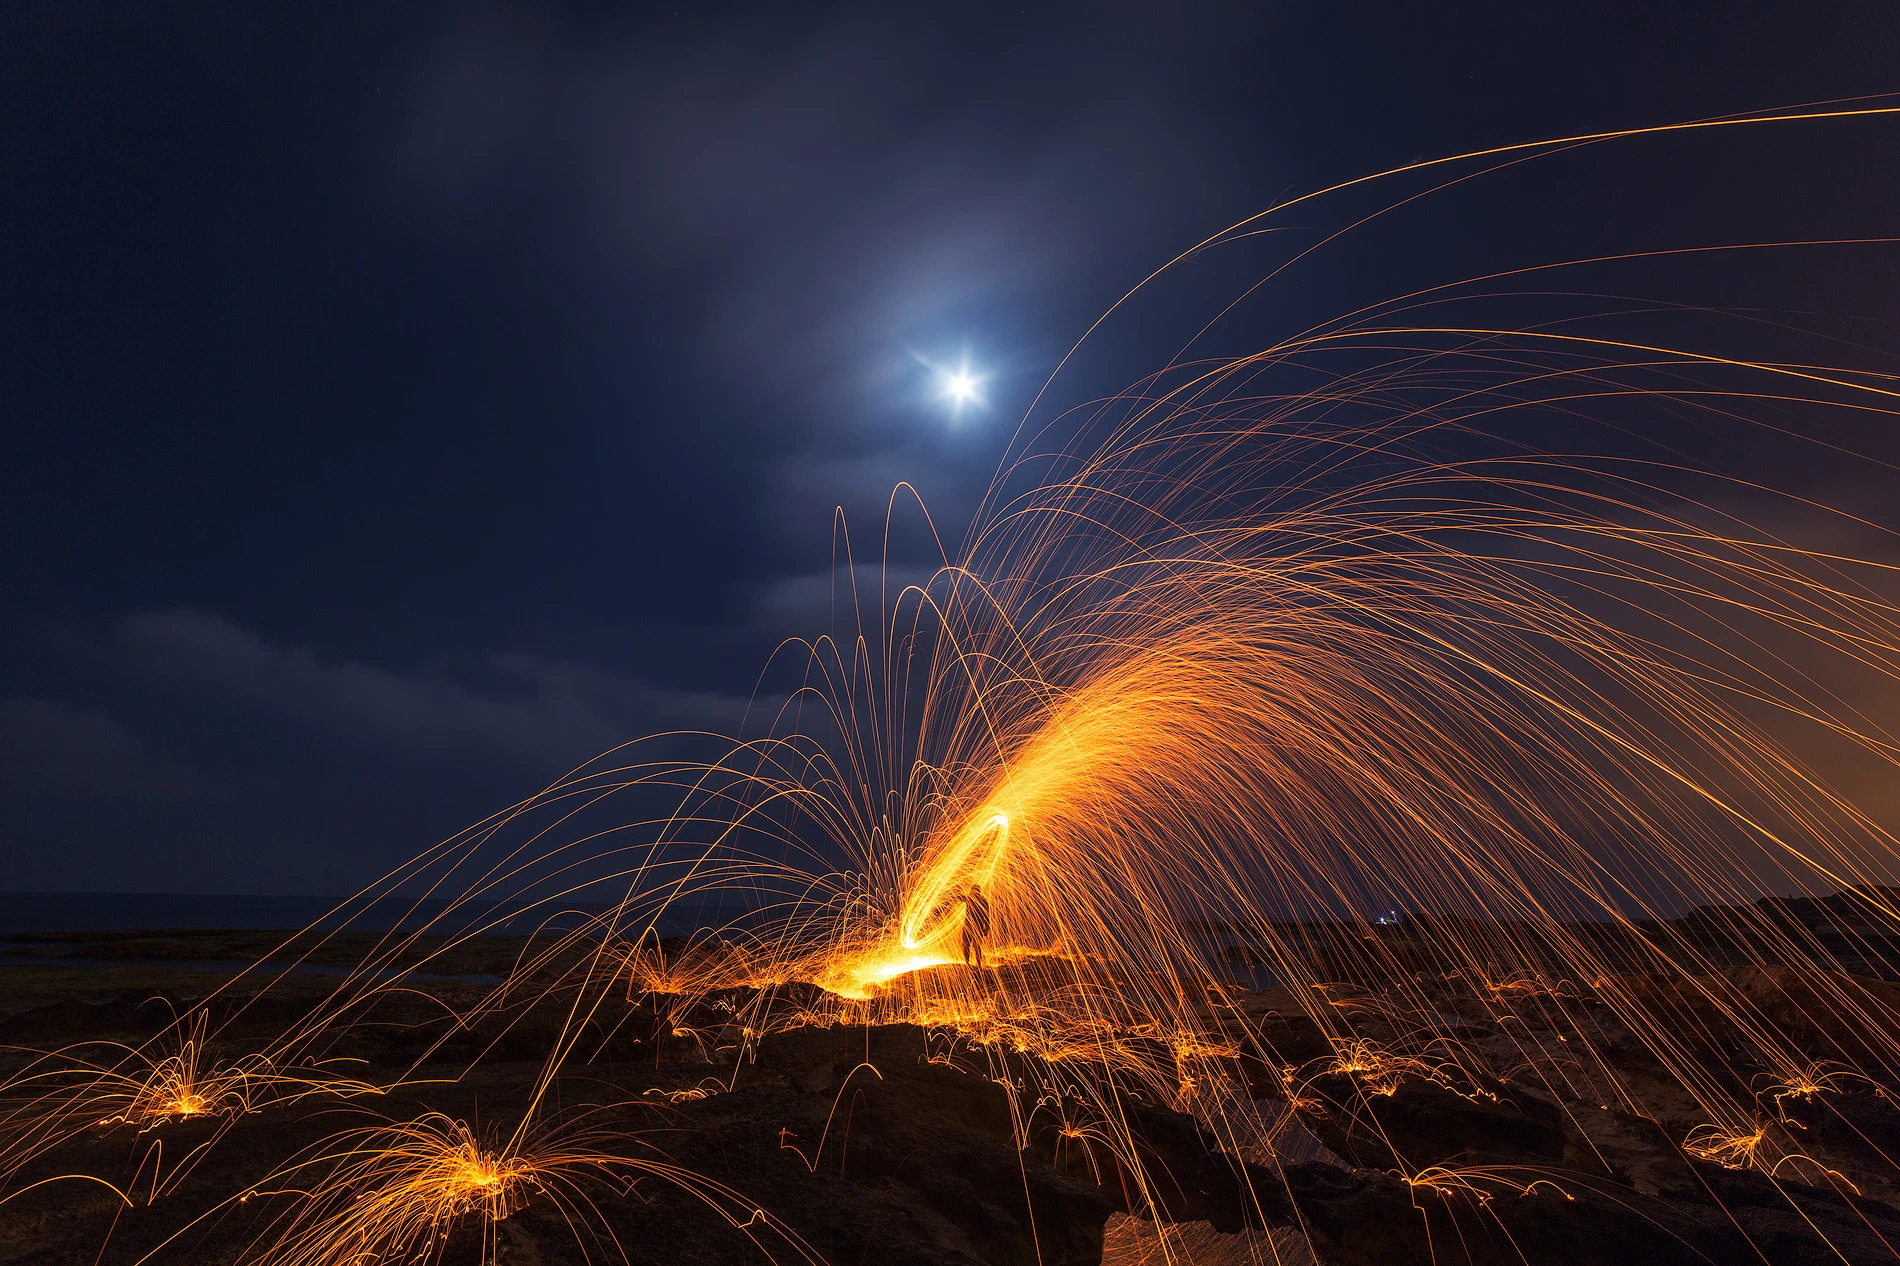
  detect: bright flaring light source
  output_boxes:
[938,361,984,413]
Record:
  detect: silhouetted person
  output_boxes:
[961,884,992,969]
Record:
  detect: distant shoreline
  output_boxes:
[0,891,759,938]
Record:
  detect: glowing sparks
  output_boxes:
[237,1117,539,1265]
[900,811,1009,951]
[818,951,956,1000]
[1683,1122,1771,1170]
[8,106,1900,1266]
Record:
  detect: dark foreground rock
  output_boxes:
[9,979,1900,1265]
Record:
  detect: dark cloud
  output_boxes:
[115,608,758,768]
[0,698,228,802]
[4,610,772,893]
[747,563,943,638]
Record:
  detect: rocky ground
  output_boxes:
[4,928,1900,1264]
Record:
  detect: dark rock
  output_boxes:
[0,990,185,1048]
[1294,1072,1565,1170]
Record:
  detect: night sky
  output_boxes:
[6,2,1899,895]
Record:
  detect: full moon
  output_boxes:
[943,369,979,404]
